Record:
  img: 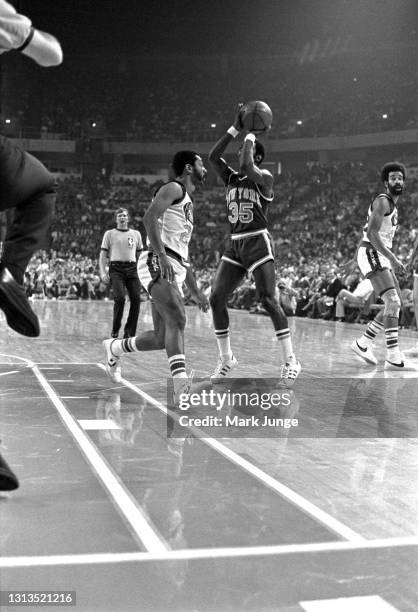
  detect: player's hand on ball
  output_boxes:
[101,273,110,284]
[232,103,245,131]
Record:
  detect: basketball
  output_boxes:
[241,100,273,133]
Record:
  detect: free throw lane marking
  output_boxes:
[28,360,167,553]
[96,364,364,543]
[0,535,417,567]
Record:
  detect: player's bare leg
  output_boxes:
[209,260,246,379]
[253,261,301,386]
[352,269,417,369]
[104,280,192,397]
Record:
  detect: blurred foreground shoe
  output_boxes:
[0,268,40,337]
[0,452,19,491]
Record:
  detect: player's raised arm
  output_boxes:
[240,133,274,195]
[0,0,62,66]
[208,105,244,184]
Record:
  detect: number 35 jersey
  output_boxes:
[225,172,273,237]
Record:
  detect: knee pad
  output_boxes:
[382,288,400,318]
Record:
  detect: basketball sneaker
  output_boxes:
[350,340,378,365]
[402,344,418,358]
[279,359,301,387]
[210,355,238,381]
[384,352,418,371]
[172,371,194,409]
[103,338,122,383]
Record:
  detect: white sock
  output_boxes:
[214,328,232,361]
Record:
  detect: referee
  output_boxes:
[100,208,143,338]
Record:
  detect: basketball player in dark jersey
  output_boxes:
[350,162,417,370]
[208,107,301,386]
[103,151,209,404]
[0,1,62,491]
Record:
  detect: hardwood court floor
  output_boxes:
[0,300,417,611]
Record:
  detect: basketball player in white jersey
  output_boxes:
[350,162,417,370]
[103,151,209,402]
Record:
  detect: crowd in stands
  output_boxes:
[13,160,417,331]
[3,44,418,142]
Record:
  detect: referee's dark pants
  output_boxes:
[109,261,141,338]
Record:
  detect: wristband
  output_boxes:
[17,27,35,52]
[227,126,239,138]
[244,133,256,144]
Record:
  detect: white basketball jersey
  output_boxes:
[155,181,193,263]
[362,193,398,249]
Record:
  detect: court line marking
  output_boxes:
[31,363,168,553]
[78,419,122,431]
[0,535,417,568]
[61,396,90,399]
[0,352,167,554]
[96,364,364,543]
[0,370,19,376]
[300,595,399,611]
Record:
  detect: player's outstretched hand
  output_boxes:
[232,103,245,132]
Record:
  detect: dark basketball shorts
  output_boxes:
[221,230,274,274]
[137,250,187,296]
